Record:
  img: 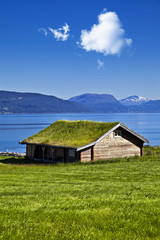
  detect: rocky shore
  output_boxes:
[0,151,26,157]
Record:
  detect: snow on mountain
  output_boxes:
[119,95,150,106]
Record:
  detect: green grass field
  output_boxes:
[0,146,160,239]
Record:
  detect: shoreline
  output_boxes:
[0,151,26,157]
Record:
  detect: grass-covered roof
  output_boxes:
[21,120,119,148]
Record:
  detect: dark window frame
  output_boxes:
[115,130,122,137]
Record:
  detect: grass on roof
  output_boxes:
[21,120,119,148]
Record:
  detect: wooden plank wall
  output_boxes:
[94,130,141,160]
[81,148,92,162]
[26,144,34,158]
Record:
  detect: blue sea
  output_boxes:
[0,113,160,153]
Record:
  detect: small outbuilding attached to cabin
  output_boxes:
[20,120,149,163]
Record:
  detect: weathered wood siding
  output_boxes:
[80,147,92,162]
[26,144,35,158]
[94,127,142,160]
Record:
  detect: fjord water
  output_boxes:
[0,113,160,153]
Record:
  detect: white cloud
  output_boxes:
[79,10,132,56]
[49,23,70,41]
[97,59,104,69]
[38,28,48,36]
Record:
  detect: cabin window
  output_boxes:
[69,149,75,157]
[115,130,122,137]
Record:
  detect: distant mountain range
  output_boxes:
[69,93,160,113]
[0,90,160,113]
[0,91,88,114]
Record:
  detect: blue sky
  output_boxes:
[0,0,159,100]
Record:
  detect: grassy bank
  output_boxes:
[0,146,160,239]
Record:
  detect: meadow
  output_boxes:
[0,146,160,239]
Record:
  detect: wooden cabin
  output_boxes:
[20,120,149,162]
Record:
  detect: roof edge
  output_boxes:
[77,122,149,151]
[96,122,149,144]
[119,123,149,143]
[96,123,121,143]
[19,142,77,149]
[77,124,121,151]
[77,142,96,151]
